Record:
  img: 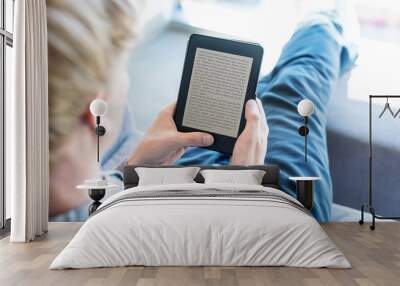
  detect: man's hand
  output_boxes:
[230,99,268,165]
[128,102,214,165]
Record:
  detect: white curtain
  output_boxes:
[8,0,49,242]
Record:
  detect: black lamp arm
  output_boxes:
[305,116,308,162]
[298,116,309,162]
[94,116,106,163]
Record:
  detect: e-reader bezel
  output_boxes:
[174,34,264,154]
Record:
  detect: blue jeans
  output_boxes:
[52,12,356,222]
[176,12,356,222]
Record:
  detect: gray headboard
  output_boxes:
[123,165,280,189]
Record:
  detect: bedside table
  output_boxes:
[289,177,320,210]
[77,181,116,215]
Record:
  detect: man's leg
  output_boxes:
[257,11,357,222]
[177,11,357,222]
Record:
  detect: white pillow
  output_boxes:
[135,167,200,186]
[200,169,266,185]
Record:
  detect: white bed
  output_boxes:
[50,183,350,269]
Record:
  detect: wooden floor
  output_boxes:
[0,222,399,286]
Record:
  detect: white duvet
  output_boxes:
[50,183,350,269]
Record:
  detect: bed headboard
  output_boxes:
[123,165,280,189]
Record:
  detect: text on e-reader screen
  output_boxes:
[182,48,253,138]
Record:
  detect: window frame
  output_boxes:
[0,0,14,232]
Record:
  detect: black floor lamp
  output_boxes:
[359,95,400,230]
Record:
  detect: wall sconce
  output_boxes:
[297,99,315,162]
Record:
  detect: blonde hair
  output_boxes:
[47,0,139,165]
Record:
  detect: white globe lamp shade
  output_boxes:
[297,99,315,117]
[90,99,107,117]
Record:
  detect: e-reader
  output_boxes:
[174,34,264,154]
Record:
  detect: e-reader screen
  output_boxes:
[182,48,253,138]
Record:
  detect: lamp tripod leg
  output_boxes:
[359,204,364,225]
[370,206,376,231]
